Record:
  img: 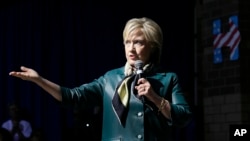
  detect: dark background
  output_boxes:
[0,0,195,141]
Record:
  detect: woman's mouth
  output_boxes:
[129,55,137,60]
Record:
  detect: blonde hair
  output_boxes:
[123,17,163,64]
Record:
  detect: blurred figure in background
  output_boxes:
[1,101,32,141]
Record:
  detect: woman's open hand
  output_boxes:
[9,66,40,82]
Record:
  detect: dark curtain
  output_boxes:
[0,0,195,141]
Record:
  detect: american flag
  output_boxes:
[213,15,241,64]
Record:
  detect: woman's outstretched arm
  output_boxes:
[9,66,62,101]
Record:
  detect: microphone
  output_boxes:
[134,60,145,103]
[134,60,144,78]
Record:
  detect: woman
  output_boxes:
[9,17,192,141]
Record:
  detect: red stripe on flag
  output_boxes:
[230,34,241,53]
[223,22,239,47]
[213,33,224,48]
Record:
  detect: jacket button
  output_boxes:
[137,134,143,139]
[137,112,143,117]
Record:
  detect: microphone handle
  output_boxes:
[140,95,145,103]
[137,71,145,103]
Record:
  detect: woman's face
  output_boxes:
[124,29,151,67]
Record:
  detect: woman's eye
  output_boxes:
[124,40,131,45]
[134,40,144,46]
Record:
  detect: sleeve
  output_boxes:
[168,73,193,127]
[60,76,105,109]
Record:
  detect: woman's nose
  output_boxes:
[128,44,135,51]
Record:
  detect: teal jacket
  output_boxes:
[61,66,192,141]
